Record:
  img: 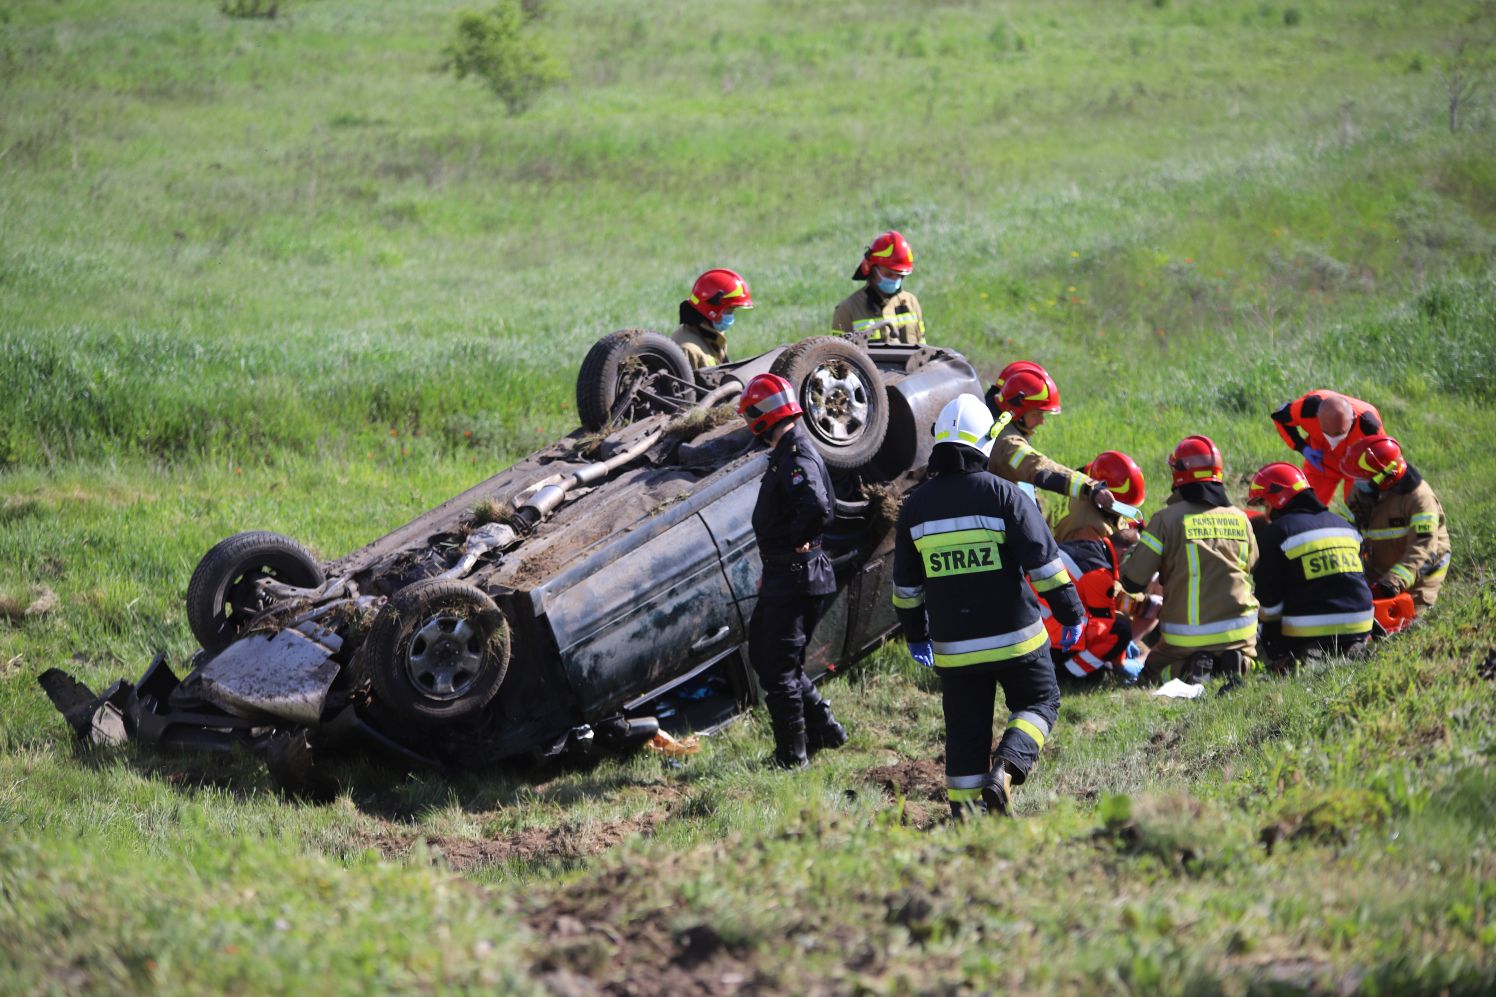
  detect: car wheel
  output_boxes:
[770,336,890,472]
[576,328,694,431]
[366,578,510,726]
[186,531,325,653]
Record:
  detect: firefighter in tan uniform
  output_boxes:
[1340,435,1451,610]
[1121,436,1259,683]
[831,230,925,345]
[1053,450,1147,542]
[672,268,753,370]
[986,363,1116,516]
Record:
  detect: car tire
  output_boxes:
[186,531,325,653]
[366,578,510,726]
[769,336,890,472]
[576,328,695,431]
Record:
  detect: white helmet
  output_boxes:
[932,393,1000,458]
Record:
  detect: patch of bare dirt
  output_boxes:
[862,756,948,830]
[524,867,769,996]
[0,585,58,623]
[360,811,671,873]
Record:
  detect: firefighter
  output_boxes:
[986,363,1116,515]
[1120,436,1259,683]
[673,268,753,370]
[831,230,926,345]
[1340,435,1451,611]
[892,394,1086,818]
[1053,450,1146,542]
[1270,390,1384,505]
[1247,462,1374,669]
[738,372,848,769]
[1039,530,1140,684]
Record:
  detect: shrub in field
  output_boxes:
[442,2,565,116]
[220,0,280,19]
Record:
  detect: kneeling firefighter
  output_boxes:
[1341,434,1451,611]
[892,394,1085,818]
[739,373,849,769]
[1247,462,1374,668]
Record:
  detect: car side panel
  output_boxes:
[541,514,744,715]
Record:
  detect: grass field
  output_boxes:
[3,0,1496,991]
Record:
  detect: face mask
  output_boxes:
[1354,479,1377,495]
[712,312,735,333]
[874,276,903,296]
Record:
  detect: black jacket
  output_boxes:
[893,445,1084,667]
[1255,492,1374,638]
[752,421,836,595]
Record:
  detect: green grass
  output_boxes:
[3,0,1496,990]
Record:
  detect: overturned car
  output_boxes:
[41,332,981,781]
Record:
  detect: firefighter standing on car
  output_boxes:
[1053,450,1147,543]
[893,394,1085,819]
[831,230,926,345]
[1340,435,1451,611]
[673,268,754,370]
[1270,389,1384,505]
[1120,436,1259,683]
[738,373,849,769]
[1247,462,1374,668]
[986,362,1116,515]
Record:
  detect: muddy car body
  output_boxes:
[42,338,982,775]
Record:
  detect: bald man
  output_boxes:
[1270,391,1384,505]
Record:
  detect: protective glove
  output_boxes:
[1090,484,1115,511]
[1302,446,1325,471]
[1370,580,1397,600]
[1059,622,1085,651]
[907,640,935,669]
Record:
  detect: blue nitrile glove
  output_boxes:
[1302,446,1325,471]
[1059,622,1084,651]
[1121,642,1146,682]
[908,640,935,669]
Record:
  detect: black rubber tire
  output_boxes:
[186,531,324,653]
[366,578,510,727]
[769,336,890,472]
[576,328,694,431]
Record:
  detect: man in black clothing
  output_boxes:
[1247,462,1374,670]
[738,373,848,769]
[892,394,1086,818]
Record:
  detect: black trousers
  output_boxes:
[938,646,1059,801]
[1265,630,1371,668]
[748,572,831,731]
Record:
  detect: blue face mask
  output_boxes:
[712,312,735,333]
[874,276,903,296]
[1354,479,1377,495]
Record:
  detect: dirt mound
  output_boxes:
[360,810,670,873]
[864,757,946,803]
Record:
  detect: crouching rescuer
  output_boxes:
[739,373,849,769]
[893,394,1085,819]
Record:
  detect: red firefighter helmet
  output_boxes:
[689,269,754,324]
[1169,435,1223,488]
[738,373,801,437]
[985,360,1045,414]
[995,367,1062,418]
[1340,434,1407,489]
[1085,451,1146,515]
[1247,461,1311,512]
[856,230,915,278]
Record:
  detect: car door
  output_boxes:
[541,511,745,716]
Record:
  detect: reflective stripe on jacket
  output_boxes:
[987,421,1095,502]
[831,286,926,344]
[1348,470,1450,609]
[1253,497,1373,638]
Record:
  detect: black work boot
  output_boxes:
[1180,651,1215,684]
[803,695,848,753]
[1215,649,1246,678]
[981,761,1014,818]
[771,725,809,770]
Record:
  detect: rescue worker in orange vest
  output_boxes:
[1246,462,1374,669]
[831,231,926,345]
[1120,436,1259,683]
[893,394,1085,819]
[673,269,753,370]
[1038,530,1140,684]
[738,373,847,769]
[1053,450,1147,543]
[986,364,1116,515]
[1270,390,1384,505]
[1340,435,1451,611]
